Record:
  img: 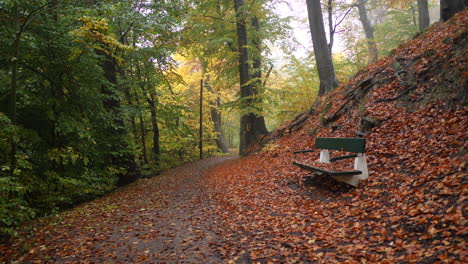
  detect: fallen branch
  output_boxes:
[374,70,417,103]
[323,78,375,125]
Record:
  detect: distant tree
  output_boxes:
[356,0,378,64]
[306,0,339,96]
[324,1,356,55]
[386,0,430,31]
[417,0,430,31]
[440,0,467,21]
[204,77,229,153]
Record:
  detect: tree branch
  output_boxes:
[20,0,64,33]
[201,15,225,20]
[262,64,273,87]
[333,0,360,34]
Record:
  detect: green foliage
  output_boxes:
[0,176,34,236]
[264,54,319,129]
[0,0,186,235]
[374,8,419,57]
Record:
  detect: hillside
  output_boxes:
[204,10,467,263]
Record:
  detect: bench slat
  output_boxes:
[315,137,365,153]
[329,154,358,162]
[292,162,362,176]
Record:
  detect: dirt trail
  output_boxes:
[1,156,237,263]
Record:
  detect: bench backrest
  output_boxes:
[315,137,366,153]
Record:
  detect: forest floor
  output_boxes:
[1,156,238,263]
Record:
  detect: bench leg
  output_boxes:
[319,149,330,163]
[332,175,360,186]
[334,154,368,186]
[354,153,368,180]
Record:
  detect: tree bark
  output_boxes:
[440,0,467,21]
[100,53,140,185]
[357,0,378,64]
[410,4,418,26]
[146,93,160,166]
[129,39,149,165]
[306,0,339,96]
[233,0,267,155]
[205,82,229,153]
[120,62,147,165]
[138,114,148,164]
[9,3,20,172]
[250,16,268,136]
[98,23,140,185]
[199,79,203,159]
[417,0,430,32]
[327,0,334,53]
[198,55,229,154]
[134,95,148,164]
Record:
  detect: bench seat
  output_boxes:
[293,137,368,186]
[292,162,362,176]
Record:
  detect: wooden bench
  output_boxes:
[293,137,368,186]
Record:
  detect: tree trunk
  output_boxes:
[199,79,203,159]
[121,72,146,165]
[327,0,334,53]
[100,53,140,185]
[410,4,418,26]
[129,40,149,165]
[233,0,267,155]
[134,95,148,164]
[138,113,148,164]
[440,0,467,21]
[205,82,229,153]
[98,23,140,185]
[146,94,160,166]
[250,16,269,136]
[417,0,430,32]
[306,0,339,96]
[9,3,20,172]
[357,0,378,64]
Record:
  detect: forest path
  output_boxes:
[1,156,238,263]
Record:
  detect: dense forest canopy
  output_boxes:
[0,0,463,234]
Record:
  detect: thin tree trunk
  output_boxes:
[146,94,160,166]
[199,79,203,159]
[138,114,148,164]
[9,3,20,172]
[129,39,149,165]
[417,0,430,32]
[327,0,334,53]
[205,82,229,153]
[117,38,147,167]
[134,95,149,164]
[357,0,378,64]
[410,4,418,26]
[306,0,339,96]
[121,84,142,162]
[199,58,229,154]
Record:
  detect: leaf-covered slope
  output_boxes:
[205,10,467,263]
